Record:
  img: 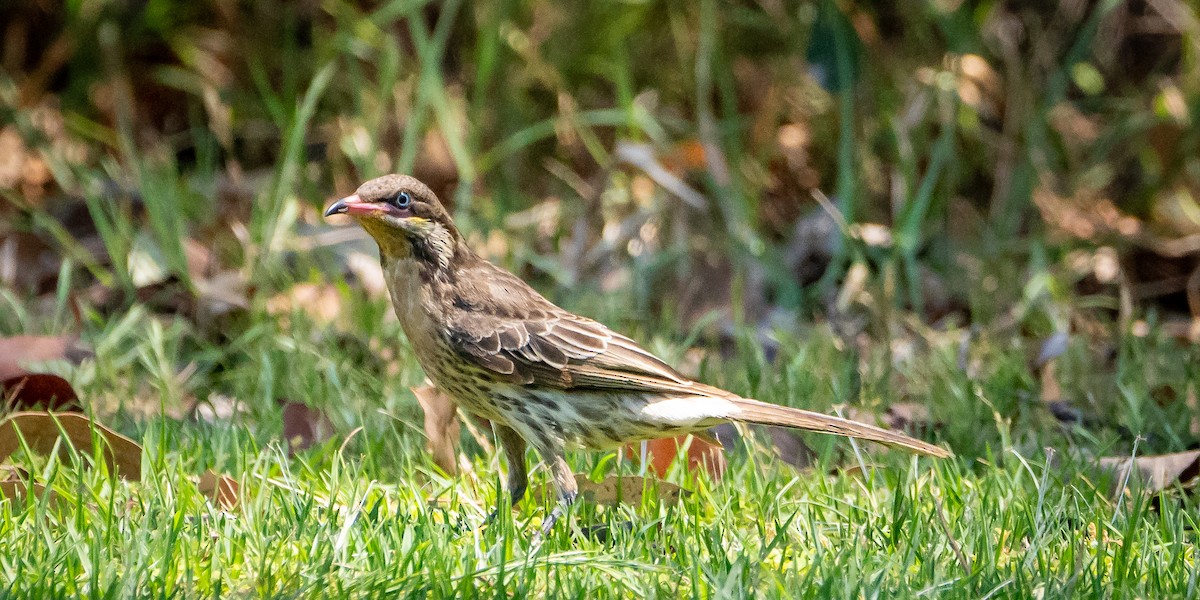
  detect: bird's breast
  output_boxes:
[382,256,505,420]
[383,258,443,359]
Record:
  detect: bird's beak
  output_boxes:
[324,194,386,218]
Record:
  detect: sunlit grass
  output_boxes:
[2,295,1199,597]
[3,0,1200,596]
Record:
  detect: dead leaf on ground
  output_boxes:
[0,334,92,380]
[0,477,48,502]
[0,411,242,512]
[0,412,142,479]
[196,470,240,510]
[1188,384,1200,437]
[411,384,461,475]
[625,434,726,480]
[279,400,334,455]
[0,464,42,501]
[1029,331,1070,405]
[2,373,82,413]
[1098,450,1200,496]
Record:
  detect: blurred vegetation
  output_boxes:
[2,1,1200,414]
[5,2,1200,593]
[3,0,1199,328]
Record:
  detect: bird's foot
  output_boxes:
[529,492,576,549]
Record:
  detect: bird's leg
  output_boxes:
[532,452,579,544]
[485,424,527,525]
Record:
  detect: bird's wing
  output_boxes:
[443,263,699,393]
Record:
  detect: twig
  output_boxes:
[934,495,971,576]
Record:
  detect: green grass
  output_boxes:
[3,0,1200,596]
[3,293,1200,598]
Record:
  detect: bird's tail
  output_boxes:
[729,397,951,458]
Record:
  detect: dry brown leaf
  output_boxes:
[280,400,334,455]
[411,385,460,475]
[2,373,82,413]
[0,335,92,380]
[1099,450,1200,495]
[196,470,240,510]
[183,238,216,279]
[625,434,726,480]
[0,412,142,479]
[0,478,48,501]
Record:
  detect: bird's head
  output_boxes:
[324,174,462,267]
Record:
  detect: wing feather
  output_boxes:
[441,259,695,393]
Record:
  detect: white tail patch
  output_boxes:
[638,396,739,428]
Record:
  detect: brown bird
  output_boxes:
[325,174,950,537]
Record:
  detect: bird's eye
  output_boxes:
[389,192,412,209]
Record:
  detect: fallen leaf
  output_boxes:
[0,335,92,380]
[0,462,47,502]
[196,470,240,510]
[0,477,48,502]
[1189,384,1200,437]
[626,434,726,479]
[1099,450,1200,495]
[1039,360,1063,403]
[279,400,334,455]
[411,385,460,475]
[183,238,215,279]
[0,412,142,479]
[2,374,82,413]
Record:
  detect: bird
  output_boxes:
[325,174,951,539]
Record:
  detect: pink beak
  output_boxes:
[324,194,386,218]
